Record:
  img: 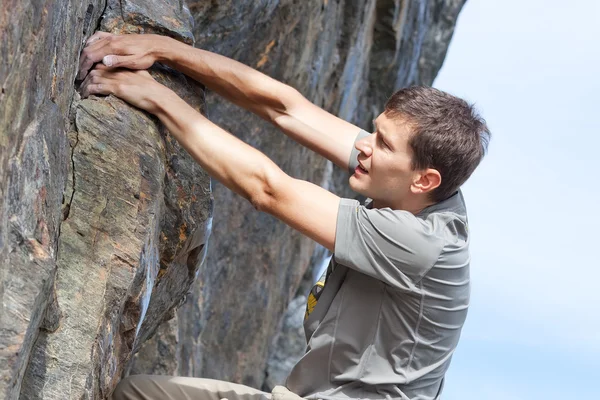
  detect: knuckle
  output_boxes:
[102,55,114,67]
[108,38,122,50]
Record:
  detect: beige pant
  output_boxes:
[111,375,304,400]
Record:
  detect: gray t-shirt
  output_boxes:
[286,131,471,400]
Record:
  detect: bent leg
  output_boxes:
[111,375,271,400]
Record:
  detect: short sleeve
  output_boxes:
[347,130,371,175]
[334,198,445,290]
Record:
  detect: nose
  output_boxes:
[355,133,374,157]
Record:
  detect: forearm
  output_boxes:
[151,88,280,205]
[157,38,293,122]
[153,36,361,171]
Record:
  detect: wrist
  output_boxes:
[153,35,184,67]
[152,35,173,63]
[147,85,177,115]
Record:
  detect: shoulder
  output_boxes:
[419,190,469,244]
[352,191,468,242]
[336,199,445,280]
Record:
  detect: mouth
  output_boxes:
[355,163,368,175]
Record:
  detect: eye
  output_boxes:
[378,134,390,149]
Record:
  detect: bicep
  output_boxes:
[259,171,340,252]
[273,88,363,171]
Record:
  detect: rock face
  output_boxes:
[0,1,212,399]
[130,0,466,390]
[1,0,465,398]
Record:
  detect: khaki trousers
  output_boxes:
[111,375,304,400]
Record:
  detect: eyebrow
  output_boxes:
[373,119,393,149]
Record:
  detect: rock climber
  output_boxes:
[78,31,490,400]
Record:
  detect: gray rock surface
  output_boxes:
[1,1,106,398]
[1,1,212,399]
[1,0,465,398]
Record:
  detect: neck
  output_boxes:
[372,195,435,215]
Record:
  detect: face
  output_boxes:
[349,113,418,209]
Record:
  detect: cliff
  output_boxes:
[0,0,465,398]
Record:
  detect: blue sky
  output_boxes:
[433,1,600,398]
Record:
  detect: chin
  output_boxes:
[348,177,369,197]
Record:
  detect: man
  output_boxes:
[78,31,490,400]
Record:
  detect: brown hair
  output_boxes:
[385,86,491,202]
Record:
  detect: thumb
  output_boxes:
[102,54,140,69]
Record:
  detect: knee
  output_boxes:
[110,375,151,400]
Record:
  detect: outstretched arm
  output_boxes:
[80,66,340,251]
[78,33,363,171]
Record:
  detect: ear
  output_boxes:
[410,168,441,195]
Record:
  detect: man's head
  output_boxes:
[349,86,490,212]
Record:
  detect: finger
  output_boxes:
[81,75,118,98]
[80,68,102,92]
[93,63,110,70]
[102,54,143,69]
[80,66,119,89]
[78,37,114,80]
[85,31,112,46]
[80,71,100,97]
[77,48,101,80]
[83,82,114,98]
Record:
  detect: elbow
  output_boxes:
[265,85,302,124]
[250,193,270,213]
[249,185,275,214]
[249,165,284,214]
